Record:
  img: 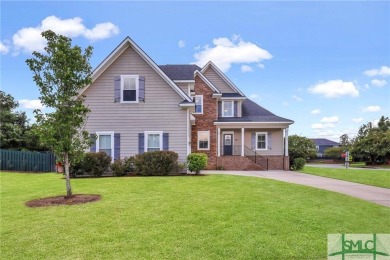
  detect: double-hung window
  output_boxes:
[256,132,267,150]
[145,131,163,152]
[198,131,210,150]
[121,75,139,102]
[96,132,114,157]
[222,101,234,117]
[194,95,203,114]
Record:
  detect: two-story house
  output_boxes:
[80,37,293,170]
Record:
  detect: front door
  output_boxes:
[223,134,233,155]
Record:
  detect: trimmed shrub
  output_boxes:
[134,151,179,176]
[123,156,136,173]
[187,153,208,174]
[84,152,112,177]
[111,159,126,176]
[291,157,306,170]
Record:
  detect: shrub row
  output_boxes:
[70,151,207,177]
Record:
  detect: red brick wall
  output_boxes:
[214,155,290,171]
[191,75,217,169]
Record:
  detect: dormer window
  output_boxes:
[121,75,139,103]
[194,95,203,114]
[222,101,233,117]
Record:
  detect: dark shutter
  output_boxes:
[114,133,120,160]
[90,134,96,152]
[218,101,222,117]
[268,132,272,150]
[234,101,238,117]
[139,76,145,102]
[163,133,169,151]
[251,133,256,150]
[138,133,145,154]
[114,76,121,102]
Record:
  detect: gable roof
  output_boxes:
[159,65,201,81]
[310,138,339,146]
[194,70,221,93]
[201,61,245,96]
[79,37,192,102]
[216,99,293,123]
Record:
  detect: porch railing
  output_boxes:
[219,145,268,170]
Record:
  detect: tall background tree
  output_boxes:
[351,116,390,164]
[26,30,93,197]
[0,90,46,151]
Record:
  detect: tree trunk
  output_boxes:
[64,152,72,198]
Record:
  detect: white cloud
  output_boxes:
[19,99,44,109]
[311,109,321,115]
[292,95,303,101]
[308,80,359,98]
[352,117,363,123]
[311,123,335,129]
[320,116,339,123]
[83,22,119,41]
[0,41,9,54]
[11,15,119,54]
[363,105,381,112]
[364,66,390,77]
[178,40,186,48]
[371,79,387,87]
[257,63,265,69]
[249,94,261,101]
[193,35,272,72]
[241,65,253,72]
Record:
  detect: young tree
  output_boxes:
[288,135,317,164]
[26,30,93,197]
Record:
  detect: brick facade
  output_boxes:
[216,155,290,171]
[191,75,218,169]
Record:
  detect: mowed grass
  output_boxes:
[1,172,389,260]
[300,166,390,188]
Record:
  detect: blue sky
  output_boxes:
[1,1,389,141]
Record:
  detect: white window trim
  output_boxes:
[144,131,163,152]
[222,101,234,117]
[197,130,210,150]
[255,132,268,151]
[96,131,115,161]
[194,95,203,114]
[121,75,139,103]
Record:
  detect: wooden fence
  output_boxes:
[0,149,55,172]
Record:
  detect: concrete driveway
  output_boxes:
[203,170,390,208]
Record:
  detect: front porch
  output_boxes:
[215,125,290,171]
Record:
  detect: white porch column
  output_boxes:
[217,128,221,156]
[284,128,289,156]
[241,128,245,156]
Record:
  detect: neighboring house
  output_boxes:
[310,138,340,157]
[80,37,294,170]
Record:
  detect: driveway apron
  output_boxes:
[203,170,390,207]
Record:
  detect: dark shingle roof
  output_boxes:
[216,99,294,123]
[221,93,244,97]
[159,65,201,81]
[310,138,339,146]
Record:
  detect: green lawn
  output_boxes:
[1,172,389,259]
[300,166,390,188]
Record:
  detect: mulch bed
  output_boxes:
[26,194,101,208]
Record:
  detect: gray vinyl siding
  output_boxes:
[203,67,236,93]
[84,46,188,162]
[176,82,189,95]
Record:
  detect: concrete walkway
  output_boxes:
[202,170,390,208]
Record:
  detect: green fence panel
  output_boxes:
[0,149,55,172]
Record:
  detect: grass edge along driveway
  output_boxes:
[1,172,389,260]
[299,166,390,188]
